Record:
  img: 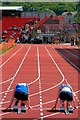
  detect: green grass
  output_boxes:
[0,45,15,55]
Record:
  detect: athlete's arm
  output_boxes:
[27,97,31,109]
[27,87,31,109]
[72,93,76,109]
[7,88,16,109]
[70,85,76,109]
[52,88,60,109]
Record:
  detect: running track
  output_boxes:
[0,44,79,120]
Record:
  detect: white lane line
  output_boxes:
[75,90,80,94]
[1,105,80,118]
[0,101,10,105]
[0,46,31,105]
[54,47,80,71]
[0,45,40,85]
[28,46,40,86]
[1,45,79,117]
[53,46,79,104]
[45,46,65,82]
[0,46,42,117]
[1,88,80,97]
[1,88,80,107]
[0,78,13,85]
[37,46,44,117]
[64,49,79,59]
[65,78,79,103]
[33,113,59,120]
[0,45,41,110]
[0,89,13,95]
[0,45,24,68]
[40,109,43,112]
[1,91,80,117]
[72,49,78,53]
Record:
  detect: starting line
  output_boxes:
[0,106,80,111]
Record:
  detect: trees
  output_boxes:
[74,1,80,23]
[2,2,77,15]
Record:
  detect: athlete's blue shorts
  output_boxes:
[59,91,73,101]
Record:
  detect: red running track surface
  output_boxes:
[0,44,79,120]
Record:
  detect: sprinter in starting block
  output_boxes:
[6,83,31,113]
[51,84,76,114]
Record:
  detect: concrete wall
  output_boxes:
[21,12,55,20]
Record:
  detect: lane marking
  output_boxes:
[64,49,80,59]
[53,45,79,99]
[27,46,40,86]
[53,46,79,104]
[0,44,79,118]
[44,46,65,82]
[1,88,80,96]
[0,46,31,105]
[1,45,40,86]
[0,45,24,68]
[1,89,80,107]
[37,46,44,118]
[33,112,59,120]
[75,90,80,94]
[54,47,80,71]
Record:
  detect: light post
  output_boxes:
[32,8,35,17]
[46,8,56,16]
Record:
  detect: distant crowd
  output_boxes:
[1,17,40,44]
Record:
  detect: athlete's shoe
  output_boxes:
[13,105,18,112]
[21,106,26,113]
[60,106,65,112]
[68,106,73,113]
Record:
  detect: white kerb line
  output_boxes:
[0,45,24,68]
[37,46,44,119]
[0,46,31,106]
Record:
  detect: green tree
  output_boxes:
[74,1,80,23]
[2,2,77,15]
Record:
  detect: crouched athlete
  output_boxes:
[52,84,76,112]
[7,83,31,112]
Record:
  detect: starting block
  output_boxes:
[18,109,26,114]
[65,108,73,114]
[11,108,26,114]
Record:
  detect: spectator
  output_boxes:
[16,37,20,43]
[70,36,74,46]
[64,36,67,43]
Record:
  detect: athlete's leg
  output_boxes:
[60,100,65,107]
[14,98,19,105]
[66,92,73,113]
[13,99,19,112]
[59,91,67,111]
[21,100,27,112]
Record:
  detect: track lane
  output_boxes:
[1,46,31,109]
[0,44,24,66]
[1,45,30,82]
[1,45,41,119]
[1,44,79,119]
[54,46,80,71]
[39,45,78,117]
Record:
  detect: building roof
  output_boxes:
[35,16,64,29]
[0,6,23,11]
[62,12,77,16]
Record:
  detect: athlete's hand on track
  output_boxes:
[6,105,11,110]
[51,106,56,110]
[74,106,76,109]
[28,106,31,109]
